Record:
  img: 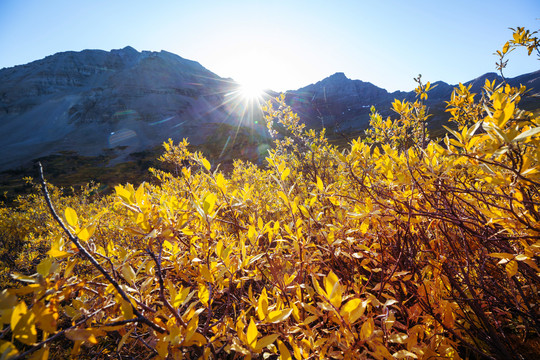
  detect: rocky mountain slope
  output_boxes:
[0,46,264,172]
[286,70,540,135]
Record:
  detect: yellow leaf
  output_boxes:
[506,260,518,278]
[277,191,289,204]
[64,207,78,228]
[184,332,207,347]
[11,302,37,345]
[388,333,408,344]
[115,185,133,204]
[202,193,217,215]
[29,346,49,360]
[360,317,374,341]
[34,303,58,333]
[121,265,136,284]
[46,248,70,259]
[312,275,325,299]
[359,219,369,235]
[340,298,367,324]
[324,271,342,308]
[198,283,210,307]
[255,334,280,351]
[120,299,134,320]
[37,257,53,277]
[489,252,514,260]
[278,340,292,360]
[184,315,199,343]
[156,339,169,358]
[215,173,226,190]
[281,167,291,181]
[199,265,213,282]
[316,176,324,192]
[267,308,293,323]
[201,158,211,171]
[77,225,95,242]
[324,271,339,297]
[0,340,18,359]
[117,327,135,352]
[257,288,269,321]
[502,41,510,54]
[246,317,258,349]
[393,350,418,359]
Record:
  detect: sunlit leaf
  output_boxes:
[246,317,258,349]
[11,302,37,345]
[198,283,210,307]
[278,340,292,360]
[0,341,18,359]
[281,167,291,181]
[201,158,211,171]
[506,260,518,278]
[255,334,280,351]
[257,288,269,321]
[64,207,78,228]
[268,308,293,323]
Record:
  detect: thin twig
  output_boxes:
[38,162,165,335]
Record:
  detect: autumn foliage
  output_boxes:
[0,28,539,359]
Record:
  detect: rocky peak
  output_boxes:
[0,47,246,172]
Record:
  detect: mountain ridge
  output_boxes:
[286,69,540,132]
[0,46,261,172]
[1,47,539,173]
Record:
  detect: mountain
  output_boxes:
[0,46,266,172]
[285,70,540,135]
[1,47,539,175]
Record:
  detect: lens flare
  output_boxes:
[239,81,264,100]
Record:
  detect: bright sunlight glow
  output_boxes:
[239,81,264,100]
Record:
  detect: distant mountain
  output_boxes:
[285,70,540,134]
[1,47,539,173]
[0,47,265,172]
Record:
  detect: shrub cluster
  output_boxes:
[0,28,539,359]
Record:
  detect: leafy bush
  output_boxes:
[0,28,539,359]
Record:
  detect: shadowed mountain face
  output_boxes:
[1,47,539,173]
[0,47,265,171]
[286,70,540,135]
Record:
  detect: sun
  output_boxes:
[238,81,264,100]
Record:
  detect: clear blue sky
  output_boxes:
[0,0,538,92]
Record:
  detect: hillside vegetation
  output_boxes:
[0,28,539,359]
